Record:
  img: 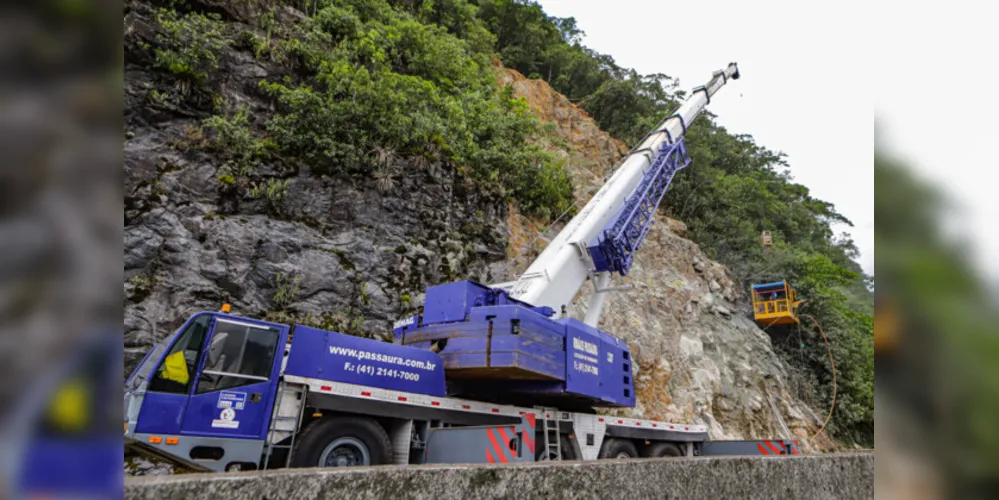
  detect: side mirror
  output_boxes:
[207,332,228,368]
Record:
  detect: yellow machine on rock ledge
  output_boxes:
[751,281,803,326]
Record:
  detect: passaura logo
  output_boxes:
[328,345,436,371]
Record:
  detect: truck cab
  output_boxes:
[125,312,290,471]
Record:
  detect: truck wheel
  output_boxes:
[598,438,638,459]
[534,434,576,461]
[291,416,392,468]
[641,442,683,458]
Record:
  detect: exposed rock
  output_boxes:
[124,1,510,361]
[692,256,705,273]
[713,304,733,318]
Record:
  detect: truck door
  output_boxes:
[133,314,213,435]
[180,316,288,440]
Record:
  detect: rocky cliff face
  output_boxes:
[124,0,833,456]
[496,68,836,452]
[124,0,511,369]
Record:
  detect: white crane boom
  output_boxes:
[493,63,740,325]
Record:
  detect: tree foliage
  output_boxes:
[258,0,574,218]
[151,8,231,84]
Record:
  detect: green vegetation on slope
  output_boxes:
[258,1,570,211]
[147,0,574,220]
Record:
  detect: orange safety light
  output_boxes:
[148,436,162,444]
[221,303,231,313]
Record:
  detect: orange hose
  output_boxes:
[802,314,836,447]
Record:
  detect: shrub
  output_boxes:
[203,106,275,189]
[250,178,290,201]
[273,272,303,309]
[152,8,231,84]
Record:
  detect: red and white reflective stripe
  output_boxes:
[765,441,782,455]
[757,441,787,455]
[486,428,509,463]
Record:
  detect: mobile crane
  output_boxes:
[124,63,802,473]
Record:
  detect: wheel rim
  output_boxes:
[615,452,632,459]
[319,437,370,467]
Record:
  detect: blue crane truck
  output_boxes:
[123,63,804,472]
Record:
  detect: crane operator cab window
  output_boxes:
[147,315,210,394]
[196,320,279,394]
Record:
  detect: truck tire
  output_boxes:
[598,438,638,459]
[291,416,392,468]
[534,434,576,461]
[641,442,683,458]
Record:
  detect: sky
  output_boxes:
[872,0,999,283]
[535,0,874,276]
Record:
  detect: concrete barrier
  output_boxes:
[125,453,873,500]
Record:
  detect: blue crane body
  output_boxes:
[392,280,636,409]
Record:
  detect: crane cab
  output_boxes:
[751,281,802,326]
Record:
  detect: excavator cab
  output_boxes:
[751,281,802,326]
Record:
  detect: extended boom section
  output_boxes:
[501,63,739,316]
[588,139,690,275]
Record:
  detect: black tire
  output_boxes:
[534,434,576,461]
[291,416,392,468]
[641,442,683,458]
[598,438,638,459]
